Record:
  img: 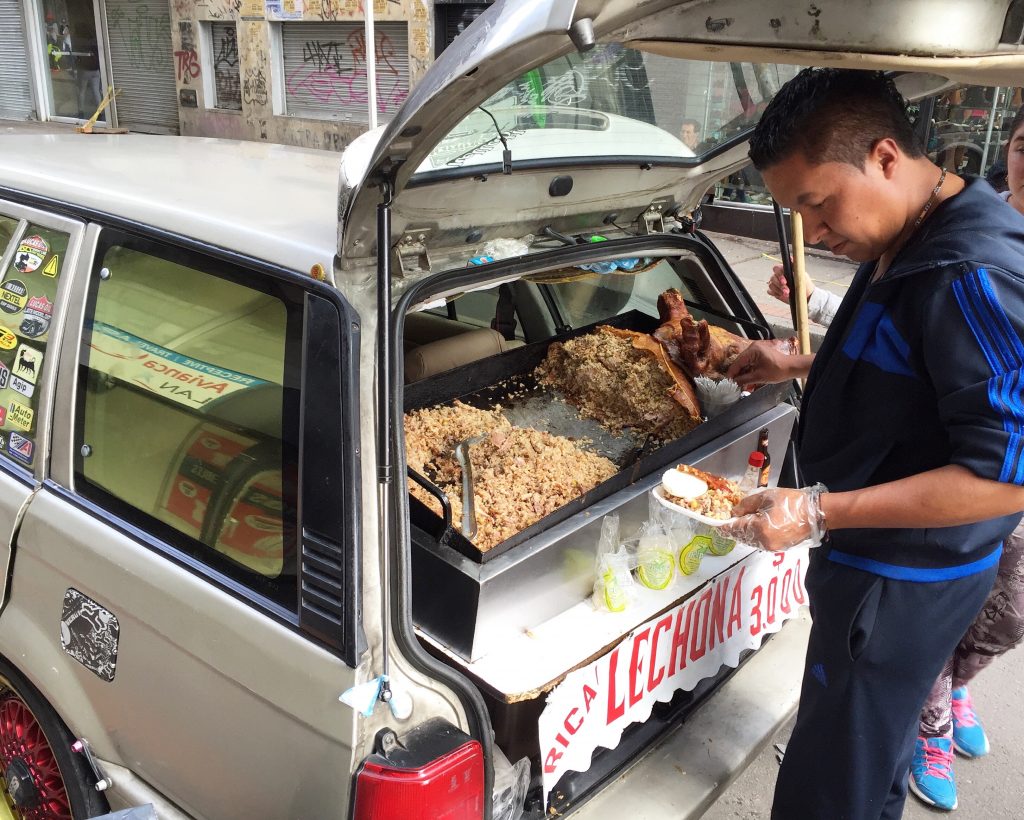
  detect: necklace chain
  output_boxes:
[913,167,948,229]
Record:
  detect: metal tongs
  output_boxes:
[454,436,484,539]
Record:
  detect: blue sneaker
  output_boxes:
[952,686,990,758]
[909,736,958,811]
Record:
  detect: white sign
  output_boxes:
[538,548,809,800]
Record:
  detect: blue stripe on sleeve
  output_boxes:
[953,269,1024,482]
[827,544,1002,581]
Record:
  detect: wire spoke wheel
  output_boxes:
[0,686,72,820]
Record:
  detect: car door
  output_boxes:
[0,223,363,819]
[0,201,84,606]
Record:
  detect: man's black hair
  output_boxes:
[681,117,701,130]
[748,68,924,170]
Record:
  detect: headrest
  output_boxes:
[405,328,519,383]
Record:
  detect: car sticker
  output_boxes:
[60,588,118,683]
[0,280,28,314]
[9,375,33,399]
[0,406,7,426]
[0,327,16,351]
[0,361,8,390]
[7,401,33,431]
[13,236,47,274]
[12,345,40,384]
[7,433,32,465]
[18,297,52,339]
[41,255,59,277]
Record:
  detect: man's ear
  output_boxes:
[870,137,901,179]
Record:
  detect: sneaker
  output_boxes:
[909,736,958,811]
[952,686,990,758]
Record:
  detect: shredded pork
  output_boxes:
[536,326,702,441]
[405,401,615,552]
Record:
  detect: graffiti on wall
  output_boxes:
[106,5,173,72]
[214,26,242,108]
[243,67,269,106]
[206,0,242,19]
[285,30,407,114]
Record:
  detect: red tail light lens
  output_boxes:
[353,738,485,820]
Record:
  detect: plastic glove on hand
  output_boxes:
[722,484,828,551]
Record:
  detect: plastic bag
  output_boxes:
[652,488,736,574]
[592,515,636,612]
[481,236,532,259]
[629,518,676,590]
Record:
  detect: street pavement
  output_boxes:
[701,231,1024,820]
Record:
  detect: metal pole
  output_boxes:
[365,2,378,129]
[980,87,1002,174]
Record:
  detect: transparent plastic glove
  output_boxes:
[721,484,828,551]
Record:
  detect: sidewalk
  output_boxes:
[0,118,84,135]
[702,229,858,347]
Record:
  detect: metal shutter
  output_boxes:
[103,0,179,133]
[282,22,409,122]
[210,21,241,111]
[0,0,35,120]
[442,5,489,52]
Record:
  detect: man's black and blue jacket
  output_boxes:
[799,178,1024,580]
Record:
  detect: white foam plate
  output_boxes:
[652,484,738,527]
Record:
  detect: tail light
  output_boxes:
[353,719,485,820]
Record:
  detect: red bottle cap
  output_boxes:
[748,451,765,467]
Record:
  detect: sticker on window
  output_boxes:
[7,401,33,431]
[12,345,41,384]
[7,433,32,465]
[0,327,16,351]
[0,280,28,314]
[19,296,52,339]
[86,321,267,410]
[13,236,48,274]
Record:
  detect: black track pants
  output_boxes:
[771,551,997,820]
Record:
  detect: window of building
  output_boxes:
[280,21,409,122]
[0,223,67,470]
[75,236,304,608]
[208,21,242,111]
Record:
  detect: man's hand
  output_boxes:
[721,486,828,552]
[726,340,813,389]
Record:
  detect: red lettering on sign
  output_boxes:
[750,583,764,636]
[728,565,745,638]
[583,684,597,713]
[766,576,778,626]
[564,708,582,736]
[668,598,695,677]
[780,568,792,615]
[689,588,713,662]
[544,747,562,774]
[628,628,650,708]
[648,614,673,691]
[793,559,807,605]
[710,578,729,651]
[607,647,625,724]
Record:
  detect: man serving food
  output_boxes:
[722,69,1024,820]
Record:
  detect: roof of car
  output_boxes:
[0,135,341,276]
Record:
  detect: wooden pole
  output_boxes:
[790,211,812,355]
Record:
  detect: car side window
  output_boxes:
[0,217,18,256]
[74,236,304,608]
[0,224,68,468]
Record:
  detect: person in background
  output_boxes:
[763,103,1024,813]
[724,69,1024,820]
[679,117,701,151]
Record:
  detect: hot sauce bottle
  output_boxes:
[756,428,771,488]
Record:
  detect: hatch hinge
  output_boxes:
[639,198,676,235]
[394,229,432,277]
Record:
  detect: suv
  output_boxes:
[0,2,1020,819]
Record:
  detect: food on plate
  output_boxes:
[535,325,702,440]
[404,401,616,551]
[662,467,708,500]
[661,464,742,520]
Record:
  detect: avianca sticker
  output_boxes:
[0,327,15,350]
[7,433,32,465]
[13,236,48,274]
[7,401,33,431]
